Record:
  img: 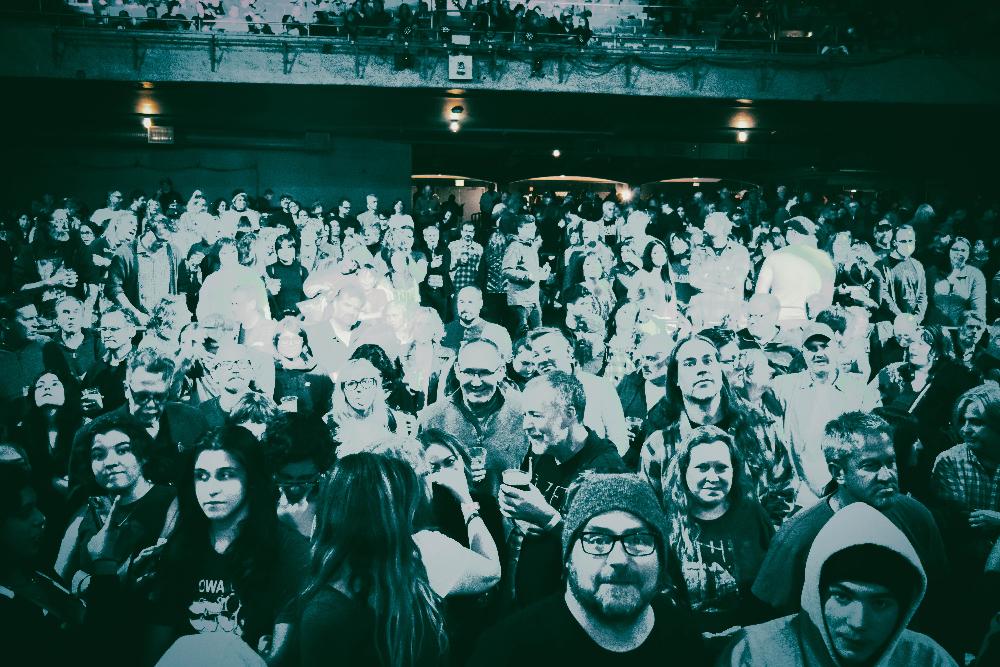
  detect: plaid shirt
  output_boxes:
[448,239,483,290]
[484,231,509,294]
[931,443,1000,512]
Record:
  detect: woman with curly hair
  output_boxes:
[661,425,774,636]
[297,452,449,666]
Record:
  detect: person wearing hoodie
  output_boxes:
[751,411,951,652]
[719,502,956,667]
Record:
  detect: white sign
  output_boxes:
[449,55,473,81]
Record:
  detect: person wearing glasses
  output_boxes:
[71,349,208,488]
[325,358,395,456]
[469,472,709,664]
[926,236,986,327]
[661,426,774,642]
[420,338,527,498]
[81,306,138,418]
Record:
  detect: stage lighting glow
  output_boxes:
[142,117,153,129]
[552,149,561,157]
[738,131,749,142]
[450,121,460,132]
[455,179,465,186]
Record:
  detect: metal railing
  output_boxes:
[3,5,997,56]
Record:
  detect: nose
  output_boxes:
[846,601,865,630]
[605,540,629,566]
[877,465,895,482]
[705,469,719,483]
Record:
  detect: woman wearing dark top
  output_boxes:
[266,234,309,318]
[145,427,309,666]
[14,369,83,565]
[297,453,449,667]
[418,429,506,666]
[351,343,420,417]
[869,324,980,501]
[662,426,774,639]
[272,318,333,418]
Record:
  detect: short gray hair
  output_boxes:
[527,370,586,423]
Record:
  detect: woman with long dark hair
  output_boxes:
[870,324,979,501]
[641,334,794,526]
[661,426,774,635]
[298,452,449,667]
[144,426,308,666]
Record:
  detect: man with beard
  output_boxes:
[736,293,801,374]
[770,322,880,508]
[874,224,927,324]
[502,372,627,609]
[441,286,509,356]
[751,411,951,653]
[527,327,629,457]
[14,208,98,303]
[471,473,709,664]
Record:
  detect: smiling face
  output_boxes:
[91,429,143,495]
[685,441,733,509]
[804,337,836,377]
[676,338,722,402]
[522,382,574,456]
[456,288,483,324]
[276,329,304,360]
[823,581,900,664]
[456,342,504,406]
[48,210,71,242]
[34,373,65,408]
[531,332,574,375]
[194,450,247,522]
[422,226,439,249]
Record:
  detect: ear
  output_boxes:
[828,460,846,486]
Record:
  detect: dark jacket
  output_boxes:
[106,242,179,315]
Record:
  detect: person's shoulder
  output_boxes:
[891,493,936,524]
[276,521,310,560]
[933,442,968,467]
[473,594,566,652]
[773,499,834,542]
[892,629,959,667]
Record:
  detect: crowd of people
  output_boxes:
[49,0,994,52]
[2,175,1000,666]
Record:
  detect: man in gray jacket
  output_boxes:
[419,338,528,496]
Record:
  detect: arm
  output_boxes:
[753,257,773,296]
[972,269,987,322]
[601,380,630,457]
[914,261,928,323]
[502,244,532,285]
[877,262,903,318]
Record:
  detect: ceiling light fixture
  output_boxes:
[737,131,749,143]
[552,149,561,157]
[449,121,460,132]
[142,117,153,129]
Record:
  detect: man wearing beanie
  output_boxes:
[721,503,956,667]
[471,473,709,665]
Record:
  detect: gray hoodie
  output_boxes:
[721,503,956,667]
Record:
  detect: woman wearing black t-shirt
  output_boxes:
[297,453,449,667]
[144,426,308,666]
[662,425,774,639]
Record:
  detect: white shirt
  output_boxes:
[577,370,629,457]
[755,244,835,324]
[219,207,261,233]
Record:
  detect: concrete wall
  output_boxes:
[6,137,412,214]
[4,26,999,104]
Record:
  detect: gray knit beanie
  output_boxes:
[561,473,668,562]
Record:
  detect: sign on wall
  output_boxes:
[449,55,473,81]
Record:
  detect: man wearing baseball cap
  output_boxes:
[769,321,881,508]
[470,473,709,664]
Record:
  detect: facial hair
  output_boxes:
[568,562,656,623]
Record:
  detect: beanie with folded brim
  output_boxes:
[561,473,668,562]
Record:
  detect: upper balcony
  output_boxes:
[3,0,999,103]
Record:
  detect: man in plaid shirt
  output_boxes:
[449,220,483,292]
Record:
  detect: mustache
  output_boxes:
[597,572,645,587]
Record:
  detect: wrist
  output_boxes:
[460,501,479,520]
[543,511,562,533]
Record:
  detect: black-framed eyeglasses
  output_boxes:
[579,532,657,557]
[132,390,169,405]
[344,377,376,391]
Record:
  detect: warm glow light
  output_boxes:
[449,121,460,132]
[621,189,632,201]
[693,182,700,187]
[737,131,749,143]
[142,117,153,129]
[552,149,561,157]
[138,102,156,115]
[731,111,755,129]
[736,99,753,104]
[455,179,465,186]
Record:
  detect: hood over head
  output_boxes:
[801,503,926,667]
